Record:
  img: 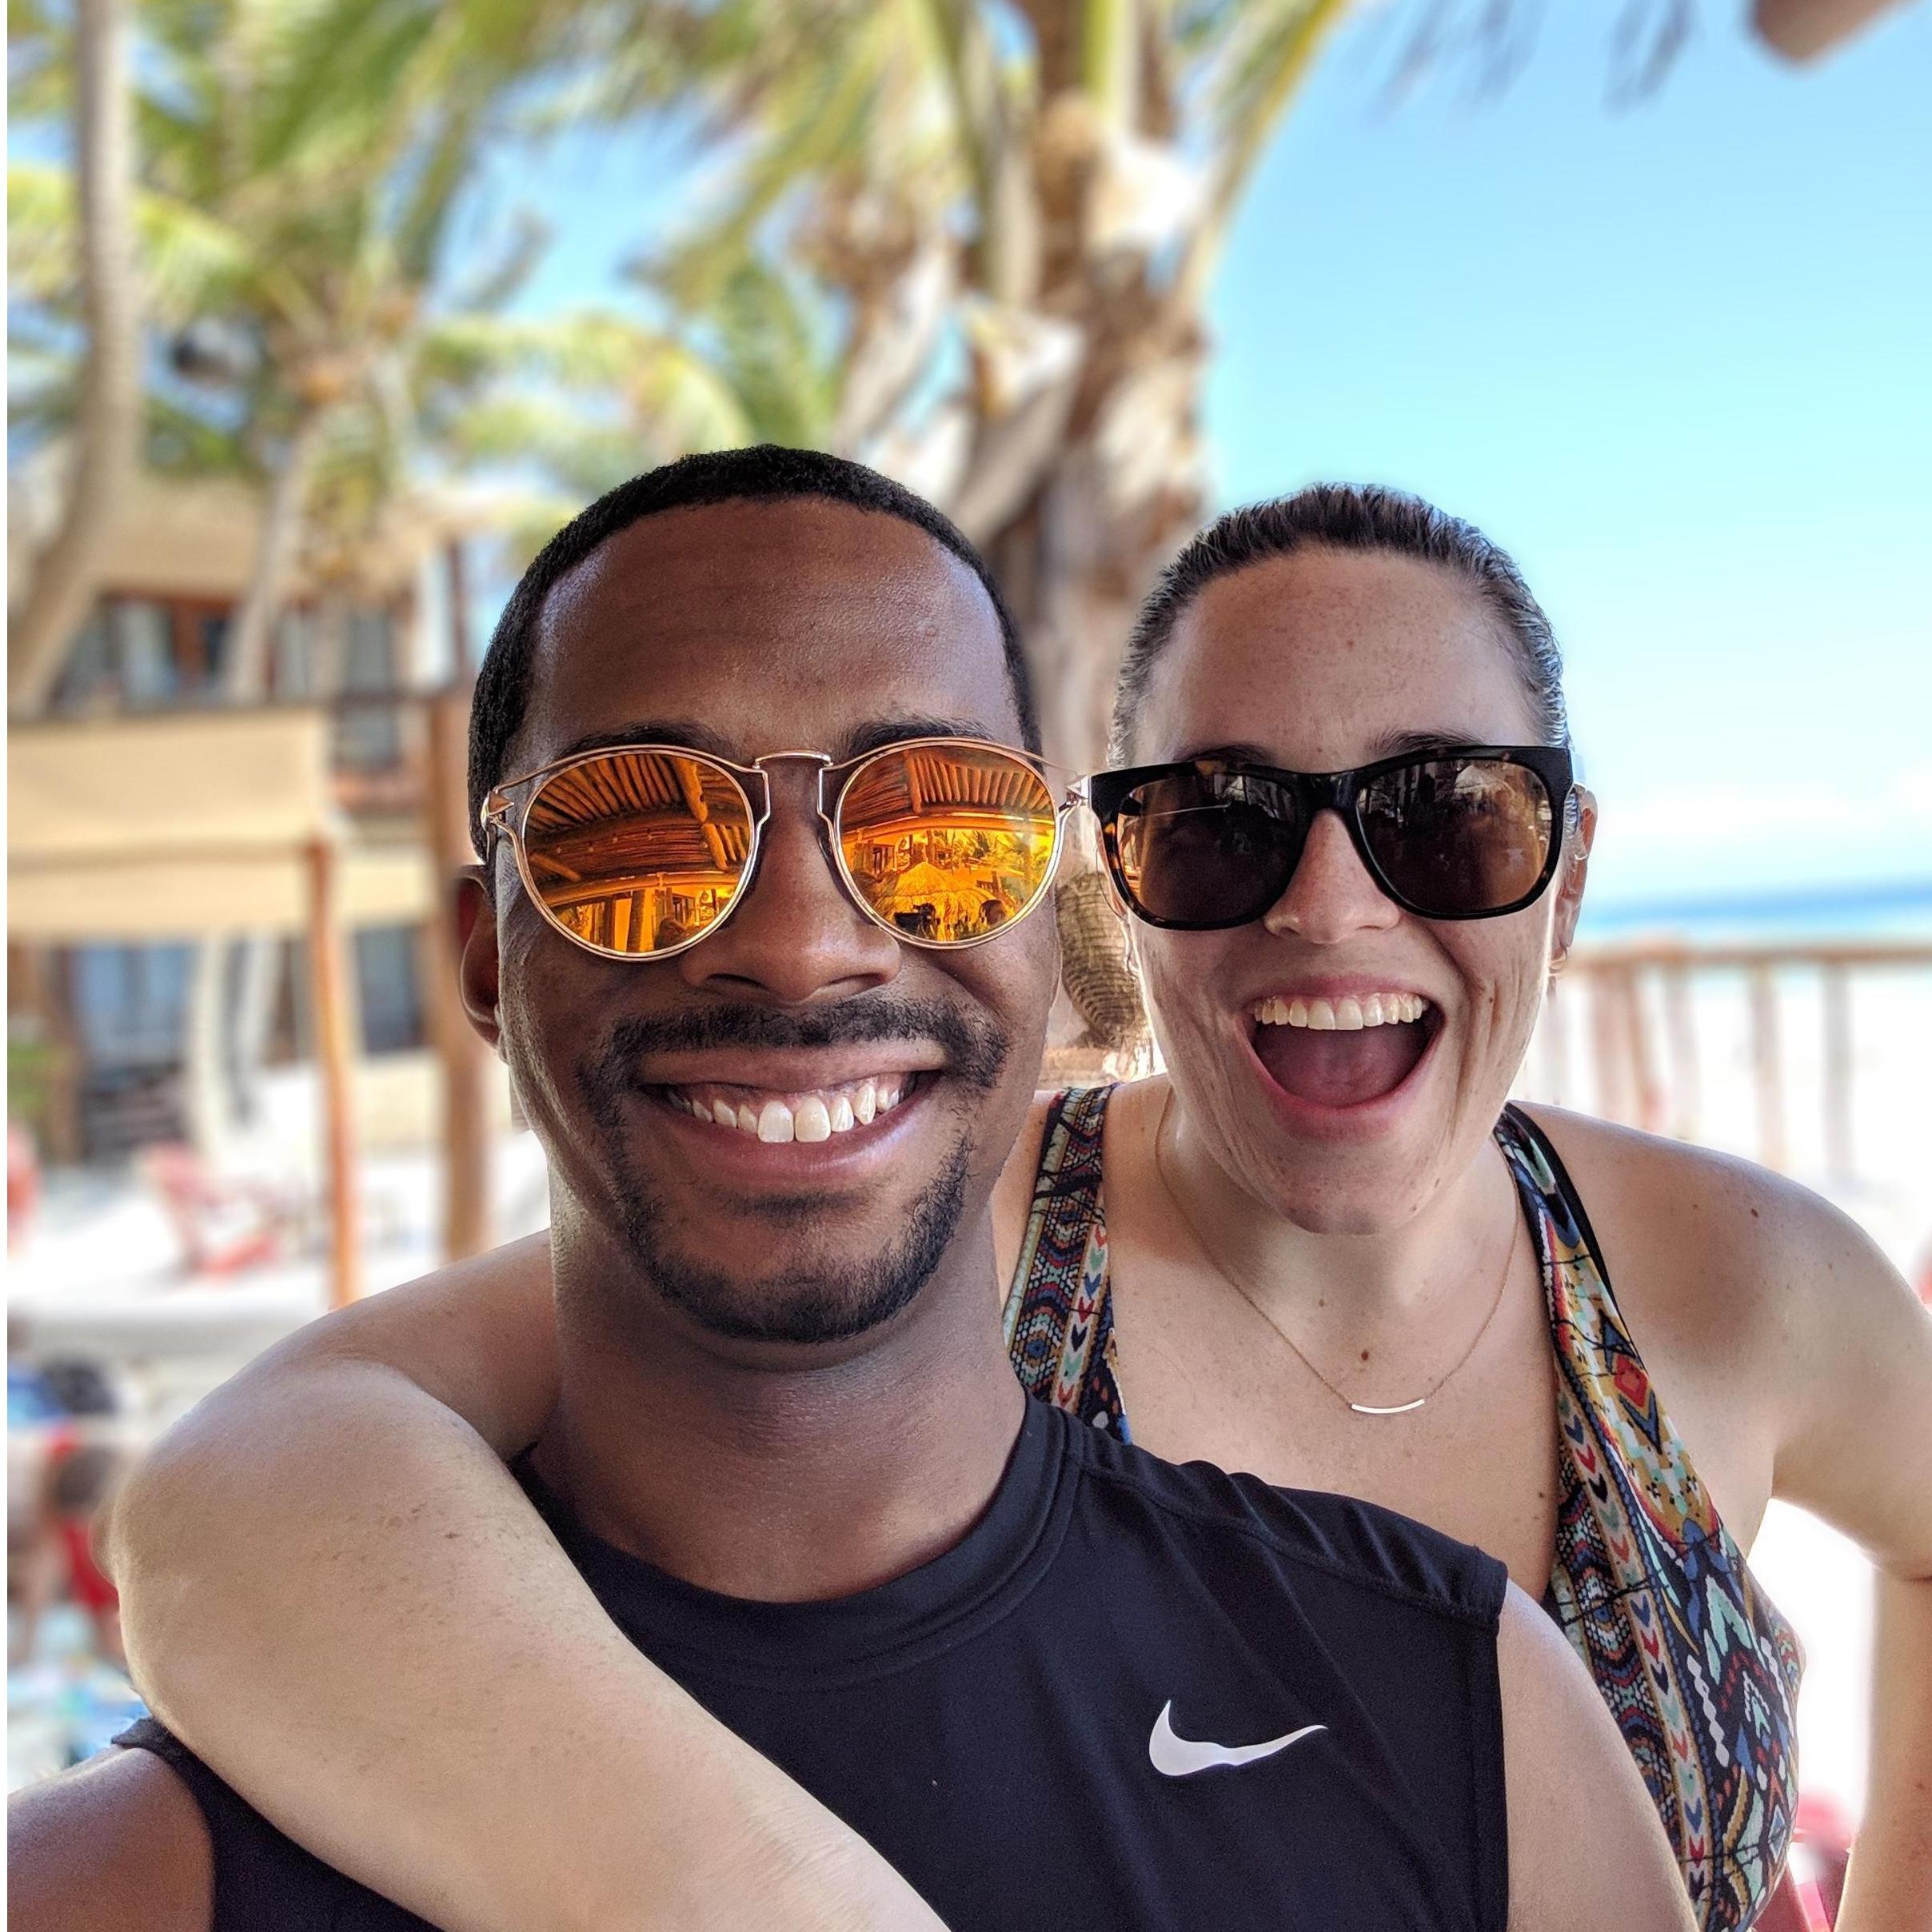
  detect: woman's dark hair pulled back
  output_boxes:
[1112,483,1569,761]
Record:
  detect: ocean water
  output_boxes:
[1524,873,1931,1243]
[1576,875,1932,945]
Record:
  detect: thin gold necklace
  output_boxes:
[1152,1090,1519,1418]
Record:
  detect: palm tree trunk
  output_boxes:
[8,0,140,716]
[182,407,327,1156]
[223,407,326,701]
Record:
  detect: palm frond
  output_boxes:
[1177,0,1351,297]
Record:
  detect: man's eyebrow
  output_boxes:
[835,716,1000,760]
[1168,740,1276,768]
[537,715,1004,770]
[545,721,738,765]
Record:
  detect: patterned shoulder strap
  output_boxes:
[1001,1085,1128,1438]
[1496,1104,1805,1932]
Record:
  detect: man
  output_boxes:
[10,448,1689,1931]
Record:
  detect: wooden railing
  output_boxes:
[1523,939,1932,1177]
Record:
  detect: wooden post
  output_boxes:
[1622,968,1664,1134]
[305,839,362,1307]
[1822,965,1854,1178]
[1749,965,1786,1172]
[1663,965,1699,1141]
[1585,971,1622,1122]
[426,687,491,1260]
[444,538,472,678]
[1541,979,1571,1106]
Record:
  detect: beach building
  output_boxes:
[6,465,497,1192]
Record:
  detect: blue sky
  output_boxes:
[478,3,1929,920]
[23,4,1918,922]
[1203,2,1931,916]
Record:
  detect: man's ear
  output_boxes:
[1549,787,1597,970]
[455,865,504,1053]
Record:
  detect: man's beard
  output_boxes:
[577,996,1007,1346]
[605,1143,970,1344]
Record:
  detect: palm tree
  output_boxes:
[13,0,593,1148]
[6,0,140,713]
[605,0,1357,772]
[10,0,863,1149]
[629,0,1763,768]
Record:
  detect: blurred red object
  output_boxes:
[8,1122,42,1247]
[1755,1792,1854,1930]
[140,1142,288,1276]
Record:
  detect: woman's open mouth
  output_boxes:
[1247,992,1439,1111]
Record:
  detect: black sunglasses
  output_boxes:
[1081,744,1575,928]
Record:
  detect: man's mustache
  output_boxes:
[593,997,1011,1092]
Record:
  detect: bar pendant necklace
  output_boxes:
[1155,1092,1519,1418]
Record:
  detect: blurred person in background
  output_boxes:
[9,1319,129,1671]
[15,1442,129,1672]
[9,450,1684,1932]
[94,480,1931,1931]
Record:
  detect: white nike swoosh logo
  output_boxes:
[1148,1700,1327,1778]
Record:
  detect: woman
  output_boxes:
[107,487,1932,1932]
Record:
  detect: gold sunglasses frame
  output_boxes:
[480,736,1080,962]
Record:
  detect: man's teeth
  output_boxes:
[1251,992,1429,1031]
[666,1076,910,1139]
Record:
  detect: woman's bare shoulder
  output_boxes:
[1519,1102,1874,1250]
[1515,1101,1897,1376]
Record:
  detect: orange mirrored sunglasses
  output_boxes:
[480,738,1075,960]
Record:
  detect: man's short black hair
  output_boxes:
[468,445,1038,847]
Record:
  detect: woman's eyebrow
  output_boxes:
[1161,729,1499,770]
[1365,728,1497,759]
[1167,741,1276,766]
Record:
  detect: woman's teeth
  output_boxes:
[1251,992,1428,1031]
[663,1077,909,1142]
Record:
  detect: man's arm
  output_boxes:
[1497,1586,1695,1932]
[8,1749,213,1932]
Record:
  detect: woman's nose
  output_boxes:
[1259,809,1401,944]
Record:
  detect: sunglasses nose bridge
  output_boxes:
[746,750,838,837]
[1260,798,1401,941]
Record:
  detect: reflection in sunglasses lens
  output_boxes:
[839,745,1058,945]
[521,751,756,954]
[1360,759,1553,916]
[1116,771,1303,927]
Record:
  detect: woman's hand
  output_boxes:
[1765,1196,1932,1932]
[1832,1570,1932,1932]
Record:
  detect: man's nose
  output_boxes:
[1259,809,1401,944]
[678,764,902,1004]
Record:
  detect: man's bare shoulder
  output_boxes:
[9,1747,213,1932]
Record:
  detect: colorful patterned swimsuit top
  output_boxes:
[1001,1085,1805,1932]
